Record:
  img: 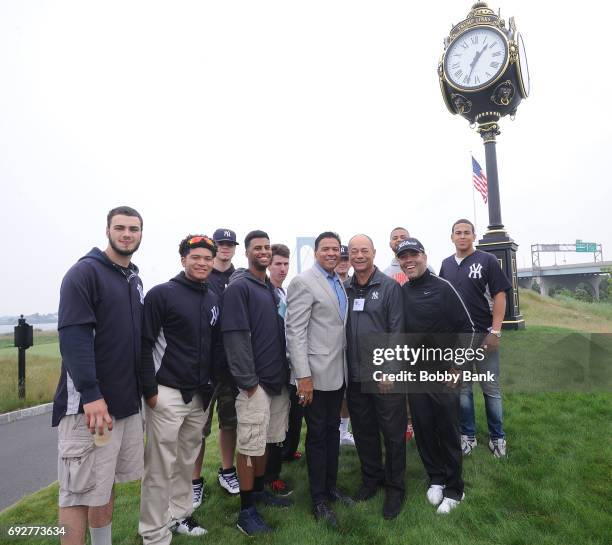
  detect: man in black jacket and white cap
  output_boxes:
[139,234,222,544]
[398,237,474,515]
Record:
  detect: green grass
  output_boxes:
[0,297,610,543]
[1,393,610,545]
[0,331,61,413]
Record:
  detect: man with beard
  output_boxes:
[192,228,240,507]
[286,231,353,528]
[344,234,405,519]
[222,231,292,535]
[53,206,145,545]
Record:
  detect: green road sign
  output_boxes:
[576,240,597,252]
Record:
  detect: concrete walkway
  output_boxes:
[0,411,57,511]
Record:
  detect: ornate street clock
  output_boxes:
[438,2,529,330]
[439,2,530,127]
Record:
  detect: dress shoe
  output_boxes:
[354,484,379,502]
[382,489,405,520]
[313,501,338,528]
[327,487,355,507]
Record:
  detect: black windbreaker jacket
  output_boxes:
[140,272,223,405]
[345,267,404,382]
[402,269,475,363]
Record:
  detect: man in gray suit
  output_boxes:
[286,231,354,528]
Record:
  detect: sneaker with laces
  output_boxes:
[237,506,271,536]
[340,430,355,446]
[461,434,477,456]
[436,493,465,515]
[192,477,204,509]
[218,467,240,495]
[488,438,507,458]
[268,478,293,496]
[253,488,293,507]
[172,516,207,536]
[426,484,445,506]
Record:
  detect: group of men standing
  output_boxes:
[52,206,511,544]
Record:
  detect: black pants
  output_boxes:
[304,387,344,504]
[347,383,407,493]
[408,391,464,500]
[281,384,304,460]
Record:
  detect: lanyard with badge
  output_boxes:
[352,287,366,312]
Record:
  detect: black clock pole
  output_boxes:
[476,120,524,330]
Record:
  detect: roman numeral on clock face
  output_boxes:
[455,69,463,78]
[490,61,500,68]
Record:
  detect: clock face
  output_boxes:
[444,26,509,91]
[516,32,530,97]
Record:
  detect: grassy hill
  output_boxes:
[0,291,610,543]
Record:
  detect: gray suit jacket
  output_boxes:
[285,265,348,391]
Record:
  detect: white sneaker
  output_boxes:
[340,431,355,446]
[461,434,477,456]
[436,493,465,515]
[172,516,207,536]
[218,467,240,495]
[489,438,507,458]
[192,478,204,509]
[426,484,445,506]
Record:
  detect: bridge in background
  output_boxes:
[517,261,612,299]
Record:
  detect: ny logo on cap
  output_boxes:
[224,230,231,237]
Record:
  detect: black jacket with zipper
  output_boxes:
[345,267,404,383]
[140,272,223,406]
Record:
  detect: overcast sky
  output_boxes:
[1,1,610,316]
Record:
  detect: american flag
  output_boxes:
[472,156,488,204]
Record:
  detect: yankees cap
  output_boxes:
[340,245,349,259]
[213,228,239,245]
[395,238,425,257]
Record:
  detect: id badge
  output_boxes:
[353,298,365,312]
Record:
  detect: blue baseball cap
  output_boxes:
[340,245,349,259]
[213,228,239,245]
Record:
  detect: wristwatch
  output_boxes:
[489,329,502,338]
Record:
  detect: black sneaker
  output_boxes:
[237,506,271,536]
[192,477,204,509]
[253,489,293,507]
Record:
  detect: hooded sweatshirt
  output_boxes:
[140,272,222,407]
[52,248,144,426]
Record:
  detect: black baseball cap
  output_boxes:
[340,245,349,259]
[395,238,425,257]
[213,228,239,245]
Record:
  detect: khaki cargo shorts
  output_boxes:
[202,378,238,438]
[235,386,289,457]
[57,412,144,507]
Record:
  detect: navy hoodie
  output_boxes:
[140,272,223,407]
[52,248,144,427]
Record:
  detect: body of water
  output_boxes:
[0,322,58,334]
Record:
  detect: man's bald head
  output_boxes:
[348,233,375,250]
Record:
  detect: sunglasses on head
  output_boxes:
[188,236,215,247]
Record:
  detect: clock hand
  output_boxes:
[468,44,488,81]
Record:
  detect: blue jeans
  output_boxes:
[459,349,505,440]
